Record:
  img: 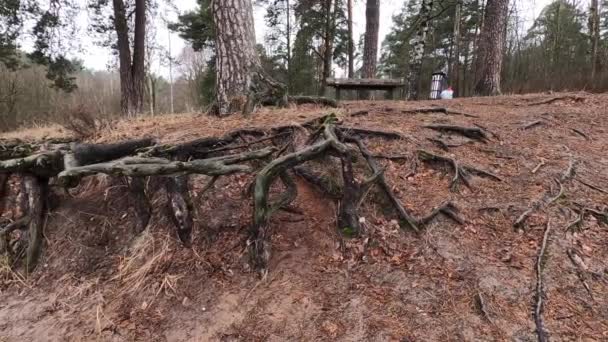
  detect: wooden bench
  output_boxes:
[326,78,405,101]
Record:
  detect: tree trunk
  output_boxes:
[131,0,146,115]
[319,0,334,96]
[286,0,292,91]
[589,0,600,84]
[112,0,146,117]
[451,2,461,97]
[112,0,132,116]
[407,0,433,100]
[361,0,379,78]
[212,0,286,115]
[347,0,354,78]
[474,0,509,96]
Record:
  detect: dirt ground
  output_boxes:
[0,92,607,341]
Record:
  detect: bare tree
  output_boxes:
[474,0,509,96]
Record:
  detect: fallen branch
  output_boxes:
[423,124,489,142]
[533,220,552,342]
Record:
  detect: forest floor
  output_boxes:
[0,92,607,341]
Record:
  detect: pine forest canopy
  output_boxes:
[0,0,607,125]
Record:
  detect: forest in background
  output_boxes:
[1,0,607,131]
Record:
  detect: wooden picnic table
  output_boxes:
[326,78,405,100]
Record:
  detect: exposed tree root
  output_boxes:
[534,220,552,342]
[22,175,48,274]
[417,201,464,225]
[567,248,594,300]
[293,166,341,198]
[339,126,407,141]
[417,150,501,191]
[571,128,589,140]
[521,120,545,130]
[423,124,489,142]
[527,95,586,106]
[129,177,151,234]
[400,107,479,118]
[514,159,577,230]
[165,176,194,244]
[287,95,338,108]
[576,178,608,194]
[565,206,608,233]
[427,138,473,151]
[347,137,419,232]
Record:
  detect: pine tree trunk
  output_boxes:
[451,2,461,97]
[131,0,146,115]
[407,0,433,100]
[347,0,354,78]
[590,0,600,84]
[319,0,334,96]
[112,0,146,117]
[212,0,286,115]
[112,0,132,116]
[361,0,379,78]
[474,0,509,96]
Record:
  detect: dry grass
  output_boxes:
[113,230,175,296]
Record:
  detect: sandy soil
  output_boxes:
[0,92,607,341]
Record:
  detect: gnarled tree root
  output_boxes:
[423,124,490,142]
[417,150,502,191]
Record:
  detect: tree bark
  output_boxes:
[319,0,335,97]
[361,0,380,79]
[451,2,461,97]
[212,0,286,115]
[112,0,146,116]
[347,0,354,78]
[407,0,433,100]
[473,0,509,96]
[589,0,600,84]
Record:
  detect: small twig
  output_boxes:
[571,128,589,140]
[576,178,608,194]
[521,120,544,130]
[566,249,594,300]
[532,159,546,174]
[533,220,552,342]
[560,159,577,182]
